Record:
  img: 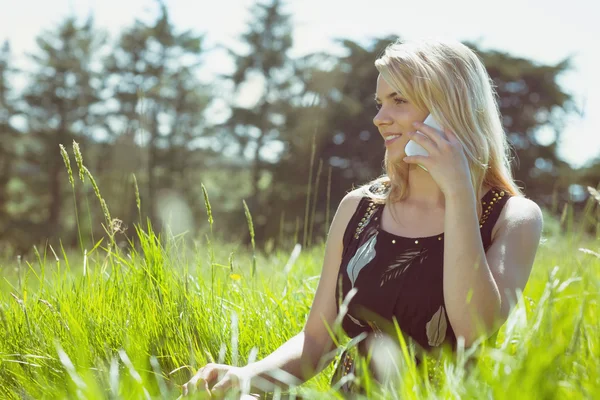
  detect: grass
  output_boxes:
[0,143,599,399]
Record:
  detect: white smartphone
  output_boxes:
[404,114,445,172]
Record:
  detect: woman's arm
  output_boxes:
[240,191,364,393]
[185,191,363,397]
[443,185,543,347]
[242,331,333,393]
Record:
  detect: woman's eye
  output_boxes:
[375,98,406,110]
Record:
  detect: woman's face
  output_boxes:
[373,74,428,160]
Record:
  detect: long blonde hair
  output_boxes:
[360,38,523,221]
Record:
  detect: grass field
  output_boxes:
[1,146,599,399]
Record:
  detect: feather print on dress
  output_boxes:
[347,313,366,327]
[426,305,448,346]
[380,247,428,287]
[346,232,378,288]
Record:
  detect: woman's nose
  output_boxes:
[373,108,392,127]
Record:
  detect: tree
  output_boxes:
[472,43,576,203]
[104,1,212,227]
[265,37,577,247]
[0,41,20,245]
[211,0,299,247]
[263,37,397,248]
[19,17,106,243]
[218,0,295,239]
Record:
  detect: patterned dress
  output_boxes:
[329,181,512,394]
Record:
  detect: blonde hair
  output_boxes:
[359,38,523,221]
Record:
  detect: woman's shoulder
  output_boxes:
[506,196,542,222]
[498,195,542,223]
[492,194,543,241]
[339,188,367,213]
[335,186,379,228]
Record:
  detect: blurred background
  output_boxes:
[0,0,599,256]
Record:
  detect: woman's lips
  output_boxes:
[384,134,402,146]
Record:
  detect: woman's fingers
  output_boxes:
[210,371,241,398]
[180,364,250,398]
[406,131,436,154]
[182,375,201,396]
[182,364,222,396]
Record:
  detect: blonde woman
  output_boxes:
[182,39,543,398]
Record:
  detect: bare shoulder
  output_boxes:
[344,187,366,202]
[333,188,364,224]
[492,196,543,241]
[503,196,543,225]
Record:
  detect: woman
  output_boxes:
[182,38,543,398]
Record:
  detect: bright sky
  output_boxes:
[1,0,598,168]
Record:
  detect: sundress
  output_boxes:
[329,181,512,395]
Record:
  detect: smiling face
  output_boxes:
[373,74,428,160]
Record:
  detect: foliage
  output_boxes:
[0,1,598,257]
[103,1,213,227]
[266,37,585,251]
[0,41,20,243]
[0,160,599,398]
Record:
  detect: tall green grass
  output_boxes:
[0,142,599,399]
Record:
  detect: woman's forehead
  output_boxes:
[375,75,401,100]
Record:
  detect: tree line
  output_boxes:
[1,0,598,256]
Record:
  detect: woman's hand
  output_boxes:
[182,363,256,398]
[403,121,472,195]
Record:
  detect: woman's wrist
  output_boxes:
[240,364,279,395]
[444,183,475,202]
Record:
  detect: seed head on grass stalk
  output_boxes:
[60,144,84,251]
[59,144,74,188]
[73,141,95,244]
[228,252,234,273]
[72,140,85,183]
[201,183,217,299]
[80,164,121,252]
[79,165,111,227]
[132,173,141,223]
[242,200,257,278]
[201,184,214,233]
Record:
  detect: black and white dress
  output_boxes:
[330,182,511,394]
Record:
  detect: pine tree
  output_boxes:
[221,0,294,199]
[0,41,20,244]
[20,17,106,241]
[104,1,212,225]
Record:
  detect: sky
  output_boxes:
[1,0,598,169]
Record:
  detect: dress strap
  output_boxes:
[341,184,386,260]
[479,188,511,251]
[341,196,374,259]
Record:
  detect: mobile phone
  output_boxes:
[404,114,445,172]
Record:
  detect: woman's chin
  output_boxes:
[385,148,407,164]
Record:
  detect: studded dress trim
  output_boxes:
[480,189,506,225]
[355,184,506,240]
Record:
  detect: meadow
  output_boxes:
[0,143,599,399]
